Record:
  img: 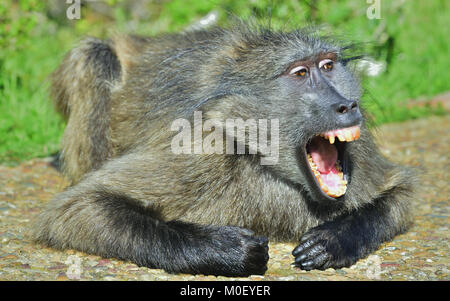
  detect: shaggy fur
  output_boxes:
[32,23,414,276]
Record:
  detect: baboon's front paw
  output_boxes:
[292,228,355,271]
[240,234,269,276]
[219,227,269,277]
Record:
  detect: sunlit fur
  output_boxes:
[32,23,415,276]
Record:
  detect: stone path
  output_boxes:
[0,115,448,280]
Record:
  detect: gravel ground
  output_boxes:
[0,115,448,281]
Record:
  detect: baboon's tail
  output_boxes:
[51,38,121,119]
[50,38,122,182]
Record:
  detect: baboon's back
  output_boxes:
[51,30,226,182]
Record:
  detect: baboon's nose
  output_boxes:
[332,100,362,126]
[336,101,358,114]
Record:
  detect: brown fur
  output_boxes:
[33,24,414,276]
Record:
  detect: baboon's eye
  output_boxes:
[319,59,334,71]
[289,66,308,77]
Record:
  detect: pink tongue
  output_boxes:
[309,137,338,173]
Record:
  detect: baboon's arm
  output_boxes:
[292,183,413,270]
[32,155,269,277]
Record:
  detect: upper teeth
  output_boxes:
[320,125,360,144]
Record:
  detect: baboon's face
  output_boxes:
[276,50,363,203]
[219,41,363,203]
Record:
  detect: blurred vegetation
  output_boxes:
[0,0,448,164]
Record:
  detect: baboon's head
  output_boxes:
[202,26,364,204]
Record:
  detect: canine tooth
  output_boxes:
[329,135,335,144]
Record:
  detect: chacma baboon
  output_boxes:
[32,23,415,277]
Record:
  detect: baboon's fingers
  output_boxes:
[293,242,331,271]
[292,229,335,270]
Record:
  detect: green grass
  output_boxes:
[0,34,66,164]
[0,0,448,165]
[0,1,63,165]
[358,0,450,123]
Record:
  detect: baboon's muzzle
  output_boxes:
[298,95,362,203]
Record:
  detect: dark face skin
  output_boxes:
[278,52,362,204]
[282,53,362,128]
[277,52,362,132]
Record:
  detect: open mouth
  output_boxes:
[305,125,360,198]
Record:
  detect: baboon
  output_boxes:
[32,23,415,277]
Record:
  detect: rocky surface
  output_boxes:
[0,115,448,281]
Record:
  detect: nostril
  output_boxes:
[336,101,358,114]
[337,105,348,114]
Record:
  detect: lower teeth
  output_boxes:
[307,153,347,197]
